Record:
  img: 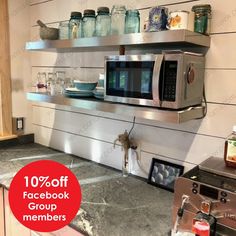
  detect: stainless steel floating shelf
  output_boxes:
[25,30,210,51]
[27,92,205,123]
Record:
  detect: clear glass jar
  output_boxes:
[82,9,96,38]
[224,126,236,168]
[192,4,212,35]
[59,21,69,39]
[95,7,111,37]
[69,12,82,39]
[111,5,126,35]
[55,71,65,94]
[125,10,140,34]
[36,72,47,93]
[46,72,56,95]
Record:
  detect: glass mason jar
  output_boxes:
[192,4,212,35]
[69,12,82,39]
[224,125,236,168]
[59,21,69,39]
[111,5,126,35]
[125,10,140,34]
[82,9,96,38]
[95,7,111,37]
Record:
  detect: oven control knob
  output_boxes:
[220,198,227,203]
[192,188,198,194]
[221,191,227,197]
[193,182,198,188]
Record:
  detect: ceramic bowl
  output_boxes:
[74,80,97,91]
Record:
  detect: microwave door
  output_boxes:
[152,55,164,107]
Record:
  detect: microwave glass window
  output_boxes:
[108,70,128,89]
[119,71,128,89]
[141,71,152,93]
[106,61,154,99]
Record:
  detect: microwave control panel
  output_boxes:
[161,61,177,101]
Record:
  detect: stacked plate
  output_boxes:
[64,87,93,98]
[65,80,98,98]
[64,80,104,99]
[93,87,104,99]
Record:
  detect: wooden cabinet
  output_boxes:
[0,187,5,236]
[4,189,31,236]
[32,226,84,236]
[1,188,83,236]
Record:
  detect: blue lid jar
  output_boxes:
[82,9,96,38]
[95,7,111,37]
[125,10,140,34]
[69,11,82,39]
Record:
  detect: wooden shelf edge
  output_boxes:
[0,135,17,141]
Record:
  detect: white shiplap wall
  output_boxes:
[26,0,236,178]
[8,0,32,133]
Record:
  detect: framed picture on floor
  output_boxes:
[148,158,184,192]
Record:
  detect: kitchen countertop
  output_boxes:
[0,143,173,236]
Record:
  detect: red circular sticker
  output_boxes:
[9,160,82,232]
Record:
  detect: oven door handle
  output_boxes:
[152,54,164,107]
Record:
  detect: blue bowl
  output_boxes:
[74,80,97,91]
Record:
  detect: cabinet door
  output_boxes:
[0,187,5,236]
[33,226,84,236]
[4,189,31,236]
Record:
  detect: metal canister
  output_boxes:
[168,10,189,30]
[147,6,168,32]
[192,4,212,35]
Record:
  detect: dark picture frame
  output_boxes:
[148,158,184,192]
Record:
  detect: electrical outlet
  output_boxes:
[16,117,24,130]
[12,117,24,135]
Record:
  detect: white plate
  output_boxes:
[93,90,104,96]
[95,86,104,91]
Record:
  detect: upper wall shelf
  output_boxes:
[25,30,210,52]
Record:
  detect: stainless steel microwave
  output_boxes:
[104,51,205,109]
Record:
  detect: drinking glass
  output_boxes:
[47,72,56,95]
[56,71,66,94]
[36,72,47,92]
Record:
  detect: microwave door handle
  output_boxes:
[152,55,164,107]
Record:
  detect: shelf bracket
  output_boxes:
[119,45,125,55]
